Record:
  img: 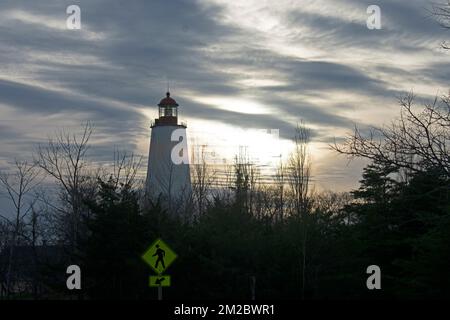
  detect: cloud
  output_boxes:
[0,0,448,198]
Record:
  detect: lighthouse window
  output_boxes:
[165,108,173,116]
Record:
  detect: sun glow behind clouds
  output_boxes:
[188,120,333,182]
[186,119,339,188]
[185,118,290,168]
[189,96,273,115]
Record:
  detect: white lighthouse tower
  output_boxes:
[145,92,191,207]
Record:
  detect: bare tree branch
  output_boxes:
[0,160,41,296]
[34,122,95,254]
[332,92,450,178]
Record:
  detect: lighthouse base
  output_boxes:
[145,125,192,213]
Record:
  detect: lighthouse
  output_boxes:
[145,92,192,207]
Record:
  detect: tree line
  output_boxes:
[0,91,449,299]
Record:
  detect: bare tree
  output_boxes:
[112,149,142,190]
[430,1,450,49]
[35,122,94,255]
[191,144,216,217]
[313,191,353,224]
[252,183,278,222]
[0,220,8,250]
[247,161,260,217]
[274,157,286,222]
[0,160,40,296]
[232,147,260,215]
[211,160,234,204]
[0,219,9,298]
[287,123,312,217]
[333,92,450,179]
[286,122,313,299]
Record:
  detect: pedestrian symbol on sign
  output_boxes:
[153,244,166,269]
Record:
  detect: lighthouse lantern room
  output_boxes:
[155,92,179,126]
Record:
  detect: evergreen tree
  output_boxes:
[82,177,149,299]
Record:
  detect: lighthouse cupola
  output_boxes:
[155,92,179,126]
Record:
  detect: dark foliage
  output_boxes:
[71,162,450,300]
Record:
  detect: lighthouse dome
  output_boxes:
[158,92,179,107]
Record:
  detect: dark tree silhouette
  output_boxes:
[333,92,450,179]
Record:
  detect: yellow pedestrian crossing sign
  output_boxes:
[142,238,177,274]
[149,275,171,287]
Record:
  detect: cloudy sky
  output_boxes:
[0,0,449,192]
